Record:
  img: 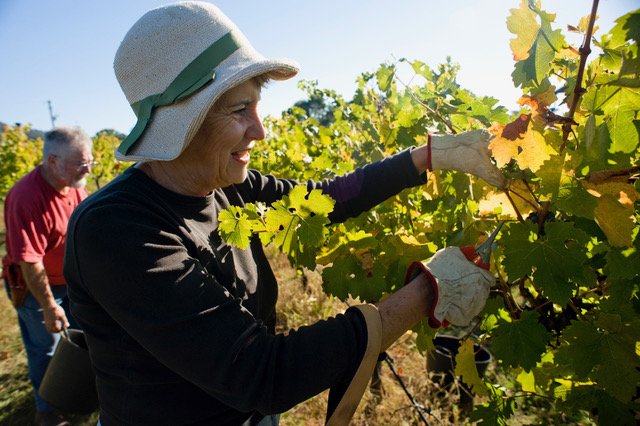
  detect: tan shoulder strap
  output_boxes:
[326,304,382,425]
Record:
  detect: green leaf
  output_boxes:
[560,386,637,426]
[470,402,508,426]
[605,234,640,279]
[556,181,598,219]
[376,64,395,93]
[265,204,300,255]
[501,222,590,305]
[414,320,438,354]
[321,254,387,302]
[609,9,640,46]
[605,106,639,154]
[492,310,552,372]
[536,153,566,201]
[263,186,334,268]
[217,206,252,249]
[559,314,640,403]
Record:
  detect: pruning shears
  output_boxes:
[460,221,505,270]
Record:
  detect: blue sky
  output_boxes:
[0,0,636,136]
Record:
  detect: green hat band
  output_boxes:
[117,30,243,156]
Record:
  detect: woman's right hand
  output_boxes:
[405,246,496,328]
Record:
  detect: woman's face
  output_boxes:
[179,79,265,194]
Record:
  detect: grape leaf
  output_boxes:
[264,186,334,268]
[478,180,536,218]
[470,401,509,426]
[507,1,539,61]
[491,310,552,372]
[556,181,598,219]
[593,194,636,247]
[489,120,552,172]
[454,339,489,396]
[583,177,640,208]
[509,1,565,86]
[609,9,640,47]
[217,206,252,249]
[289,185,336,216]
[414,319,438,354]
[606,106,640,154]
[501,222,590,305]
[316,230,378,265]
[558,314,640,403]
[321,254,387,302]
[560,386,637,426]
[605,234,640,279]
[536,153,566,201]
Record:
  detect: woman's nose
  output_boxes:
[247,108,266,141]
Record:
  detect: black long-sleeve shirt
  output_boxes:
[63,149,426,425]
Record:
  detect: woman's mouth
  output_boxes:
[232,149,250,164]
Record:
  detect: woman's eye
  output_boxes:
[232,106,247,115]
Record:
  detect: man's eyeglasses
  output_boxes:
[52,155,99,171]
[74,160,100,171]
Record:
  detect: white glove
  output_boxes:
[431,130,507,188]
[405,247,496,328]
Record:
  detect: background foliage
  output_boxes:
[1,1,638,424]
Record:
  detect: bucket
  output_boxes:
[39,328,99,414]
[426,335,492,380]
[426,335,492,409]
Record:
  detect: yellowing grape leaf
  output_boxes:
[518,85,558,116]
[479,180,536,218]
[508,1,539,61]
[516,368,536,393]
[454,339,489,396]
[582,179,639,246]
[593,194,636,247]
[583,178,640,209]
[509,1,565,86]
[264,186,335,269]
[489,119,552,172]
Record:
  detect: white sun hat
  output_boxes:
[113,1,299,162]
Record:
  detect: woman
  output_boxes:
[64,2,503,425]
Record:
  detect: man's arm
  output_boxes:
[19,261,69,333]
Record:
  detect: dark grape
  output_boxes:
[527,210,556,235]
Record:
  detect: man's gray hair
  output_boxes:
[43,126,92,161]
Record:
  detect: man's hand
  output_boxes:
[405,247,496,328]
[20,261,70,332]
[43,304,70,333]
[412,129,507,188]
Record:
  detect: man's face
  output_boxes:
[53,144,94,189]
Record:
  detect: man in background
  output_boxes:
[2,126,94,426]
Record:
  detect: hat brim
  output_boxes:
[115,53,299,163]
